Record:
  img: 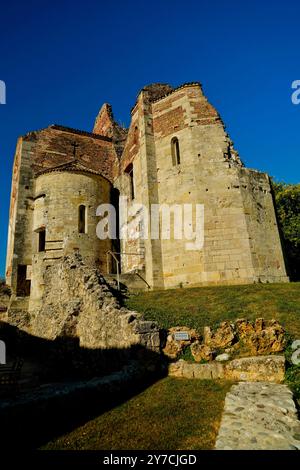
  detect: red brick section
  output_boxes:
[93,104,128,159]
[187,86,221,124]
[152,84,221,138]
[152,92,186,114]
[190,100,220,124]
[24,126,119,182]
[93,103,115,137]
[153,105,187,138]
[21,83,221,184]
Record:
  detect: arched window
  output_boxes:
[78,205,87,233]
[171,137,180,166]
[125,163,135,200]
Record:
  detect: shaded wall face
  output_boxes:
[5,139,22,288]
[6,140,35,292]
[114,109,146,274]
[238,169,288,281]
[30,171,112,308]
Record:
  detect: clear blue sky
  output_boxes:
[0,0,299,278]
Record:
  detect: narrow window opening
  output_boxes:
[38,228,46,252]
[171,137,180,166]
[78,205,87,233]
[125,163,134,200]
[16,265,31,296]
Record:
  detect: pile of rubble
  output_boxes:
[163,318,286,362]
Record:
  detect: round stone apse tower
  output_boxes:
[30,165,112,310]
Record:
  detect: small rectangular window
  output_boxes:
[78,205,87,233]
[38,229,46,252]
[16,265,31,296]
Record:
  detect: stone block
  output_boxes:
[224,355,285,383]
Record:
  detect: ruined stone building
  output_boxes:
[6,82,288,313]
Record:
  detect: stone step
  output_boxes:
[169,355,286,383]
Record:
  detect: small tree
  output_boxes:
[0,279,11,297]
[272,181,300,280]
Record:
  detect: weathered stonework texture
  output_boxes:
[168,355,285,383]
[5,81,288,321]
[29,253,160,352]
[162,318,286,361]
[215,382,300,450]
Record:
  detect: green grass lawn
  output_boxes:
[42,282,300,450]
[125,282,300,337]
[42,378,231,450]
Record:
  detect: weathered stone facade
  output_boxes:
[6,82,288,311]
[114,83,288,288]
[29,253,160,352]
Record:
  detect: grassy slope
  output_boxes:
[42,378,231,450]
[125,283,300,337]
[43,282,300,450]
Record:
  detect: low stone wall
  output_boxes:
[27,253,160,353]
[3,254,162,379]
[168,355,285,383]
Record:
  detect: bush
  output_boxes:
[0,279,11,296]
[272,181,300,280]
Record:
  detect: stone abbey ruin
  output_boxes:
[3,82,289,344]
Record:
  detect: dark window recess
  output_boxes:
[38,229,46,252]
[16,265,31,297]
[110,188,120,274]
[78,205,87,233]
[125,163,134,200]
[171,137,180,166]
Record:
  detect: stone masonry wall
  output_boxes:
[6,124,119,298]
[29,171,112,311]
[26,125,119,181]
[116,83,288,288]
[238,168,287,282]
[6,82,289,296]
[29,253,160,353]
[6,139,35,292]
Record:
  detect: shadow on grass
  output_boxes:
[0,321,166,449]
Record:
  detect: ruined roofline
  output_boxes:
[22,124,112,142]
[50,125,112,142]
[94,103,128,135]
[34,159,112,183]
[130,81,202,114]
[150,81,202,103]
